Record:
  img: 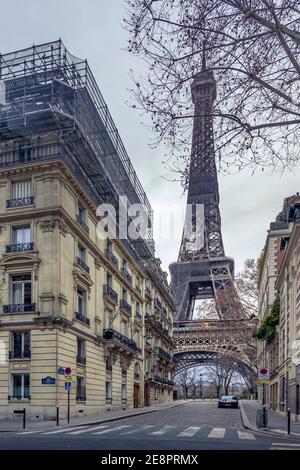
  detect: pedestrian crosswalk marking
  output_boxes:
[177,426,202,437]
[150,425,177,436]
[17,431,42,435]
[120,425,154,435]
[237,431,256,440]
[208,428,226,439]
[42,426,84,435]
[68,425,108,435]
[92,425,131,435]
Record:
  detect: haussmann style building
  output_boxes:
[0,40,175,420]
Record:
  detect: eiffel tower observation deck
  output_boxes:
[170,58,256,378]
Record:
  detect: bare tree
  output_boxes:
[125,1,300,180]
[175,368,197,398]
[235,258,259,319]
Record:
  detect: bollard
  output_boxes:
[287,408,291,435]
[56,406,59,426]
[262,405,266,427]
[23,408,26,430]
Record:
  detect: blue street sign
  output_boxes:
[65,382,72,390]
[41,376,56,385]
[58,367,65,375]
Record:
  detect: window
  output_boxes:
[19,144,31,162]
[106,381,112,401]
[135,329,140,347]
[77,245,85,261]
[11,373,30,399]
[107,273,113,288]
[136,302,141,315]
[107,239,112,253]
[106,352,112,371]
[121,383,127,401]
[77,204,86,223]
[76,376,86,401]
[77,288,86,315]
[12,180,31,199]
[12,225,31,244]
[11,274,32,305]
[77,338,85,360]
[12,331,30,359]
[121,320,128,337]
[122,289,127,301]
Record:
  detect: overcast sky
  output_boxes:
[1,0,299,275]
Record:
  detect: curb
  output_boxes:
[239,401,300,441]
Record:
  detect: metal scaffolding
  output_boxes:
[0,40,154,264]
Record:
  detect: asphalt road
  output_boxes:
[0,401,299,450]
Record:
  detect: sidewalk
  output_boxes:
[0,400,186,432]
[240,399,300,439]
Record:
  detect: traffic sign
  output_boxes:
[65,367,72,375]
[58,367,65,375]
[258,367,270,380]
[64,376,72,383]
[65,382,72,390]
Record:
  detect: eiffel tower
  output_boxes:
[170,58,256,381]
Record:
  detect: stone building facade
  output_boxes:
[0,41,175,420]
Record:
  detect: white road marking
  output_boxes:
[272,429,287,434]
[92,425,131,435]
[150,425,177,436]
[237,430,256,440]
[67,425,108,435]
[208,428,226,439]
[42,426,84,435]
[17,431,42,435]
[120,425,154,435]
[177,426,202,437]
[271,442,300,447]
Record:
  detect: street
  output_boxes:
[0,401,299,450]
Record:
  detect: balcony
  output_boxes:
[120,299,132,317]
[9,349,31,359]
[6,242,34,253]
[6,196,34,208]
[76,257,90,274]
[103,285,118,305]
[105,249,119,269]
[103,329,141,354]
[75,312,90,326]
[156,346,172,362]
[76,355,86,365]
[3,303,35,313]
[121,268,132,285]
[8,395,31,401]
[76,215,89,235]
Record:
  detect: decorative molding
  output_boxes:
[39,219,56,233]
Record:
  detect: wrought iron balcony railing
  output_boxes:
[103,329,141,353]
[8,395,31,400]
[6,242,34,253]
[156,347,172,362]
[6,196,34,208]
[121,268,132,285]
[105,249,119,269]
[75,312,90,326]
[76,215,89,234]
[3,303,35,313]
[9,349,31,359]
[120,298,132,317]
[75,257,90,274]
[9,348,31,359]
[103,285,118,304]
[76,355,86,365]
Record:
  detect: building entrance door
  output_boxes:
[134,384,140,408]
[144,383,150,407]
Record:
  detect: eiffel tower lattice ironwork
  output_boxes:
[169,60,256,379]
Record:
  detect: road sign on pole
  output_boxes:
[64,382,72,390]
[258,367,270,381]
